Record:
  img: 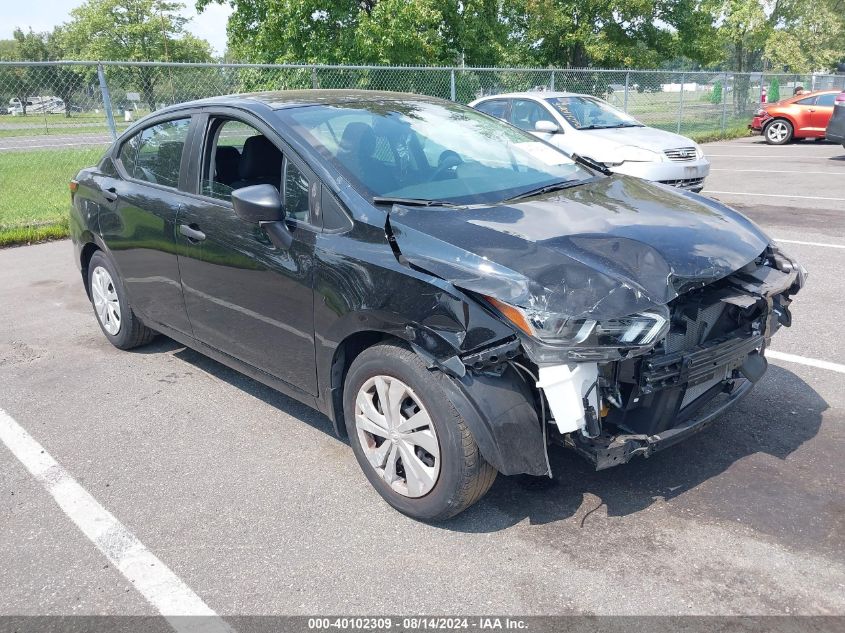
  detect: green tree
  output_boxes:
[710,79,722,104]
[61,0,213,109]
[768,77,780,102]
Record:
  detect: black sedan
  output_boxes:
[825,90,845,146]
[69,90,804,520]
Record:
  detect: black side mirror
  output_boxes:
[232,184,284,223]
[232,184,293,249]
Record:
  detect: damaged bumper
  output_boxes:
[569,377,755,470]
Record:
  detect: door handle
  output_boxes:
[179,224,206,242]
[103,187,118,202]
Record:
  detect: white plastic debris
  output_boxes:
[536,363,599,434]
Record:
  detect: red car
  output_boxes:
[749,90,839,144]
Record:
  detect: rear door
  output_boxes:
[99,114,197,335]
[175,110,319,395]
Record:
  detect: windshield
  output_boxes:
[546,96,642,130]
[277,99,593,205]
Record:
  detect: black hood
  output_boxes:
[387,176,771,320]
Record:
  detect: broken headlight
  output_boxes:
[485,297,670,360]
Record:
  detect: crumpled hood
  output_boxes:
[387,176,771,321]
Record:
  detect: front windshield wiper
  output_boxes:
[503,179,583,203]
[570,153,613,175]
[372,196,460,208]
[579,123,641,130]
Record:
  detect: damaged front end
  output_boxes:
[383,180,805,477]
[561,246,804,469]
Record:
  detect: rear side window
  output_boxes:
[796,96,817,106]
[475,99,508,120]
[118,118,191,188]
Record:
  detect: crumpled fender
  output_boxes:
[438,364,549,477]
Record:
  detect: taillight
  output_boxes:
[69,180,78,193]
[835,93,845,106]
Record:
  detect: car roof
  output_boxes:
[784,89,841,102]
[474,91,591,101]
[154,89,448,115]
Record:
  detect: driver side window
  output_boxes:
[509,99,556,131]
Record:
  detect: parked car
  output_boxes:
[70,90,804,520]
[824,90,845,147]
[470,91,710,192]
[8,96,67,115]
[749,90,839,144]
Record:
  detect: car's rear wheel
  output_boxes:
[343,342,497,521]
[87,251,156,350]
[765,119,793,145]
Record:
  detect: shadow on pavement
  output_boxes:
[144,338,830,547]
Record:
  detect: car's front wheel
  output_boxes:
[87,250,156,350]
[765,119,793,145]
[343,342,497,521]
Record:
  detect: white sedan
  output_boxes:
[470,91,710,192]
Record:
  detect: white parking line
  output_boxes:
[774,238,845,249]
[766,350,845,375]
[711,168,845,175]
[705,154,834,159]
[706,190,845,202]
[0,408,233,633]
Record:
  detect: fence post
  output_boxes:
[311,66,318,89]
[550,70,555,91]
[811,74,816,92]
[759,72,765,104]
[450,69,456,101]
[677,72,685,134]
[97,63,117,141]
[721,72,728,133]
[623,71,630,112]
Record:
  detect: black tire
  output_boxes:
[343,342,497,521]
[87,250,156,350]
[764,119,793,145]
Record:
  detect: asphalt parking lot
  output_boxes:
[1,137,844,623]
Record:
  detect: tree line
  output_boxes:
[1,0,843,72]
[0,0,842,115]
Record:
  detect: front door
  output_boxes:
[809,93,837,134]
[176,115,318,395]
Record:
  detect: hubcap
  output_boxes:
[768,122,788,142]
[91,266,121,335]
[354,375,441,498]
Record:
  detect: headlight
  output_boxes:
[695,143,705,160]
[485,297,670,359]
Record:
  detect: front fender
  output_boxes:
[440,365,548,477]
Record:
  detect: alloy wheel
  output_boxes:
[767,121,789,143]
[91,266,122,335]
[354,375,441,498]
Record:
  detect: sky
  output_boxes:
[1,0,233,56]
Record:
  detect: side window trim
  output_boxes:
[113,112,196,193]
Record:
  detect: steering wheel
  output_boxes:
[431,150,463,181]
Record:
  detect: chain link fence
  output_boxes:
[1,60,844,242]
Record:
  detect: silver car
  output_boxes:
[470,91,710,192]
